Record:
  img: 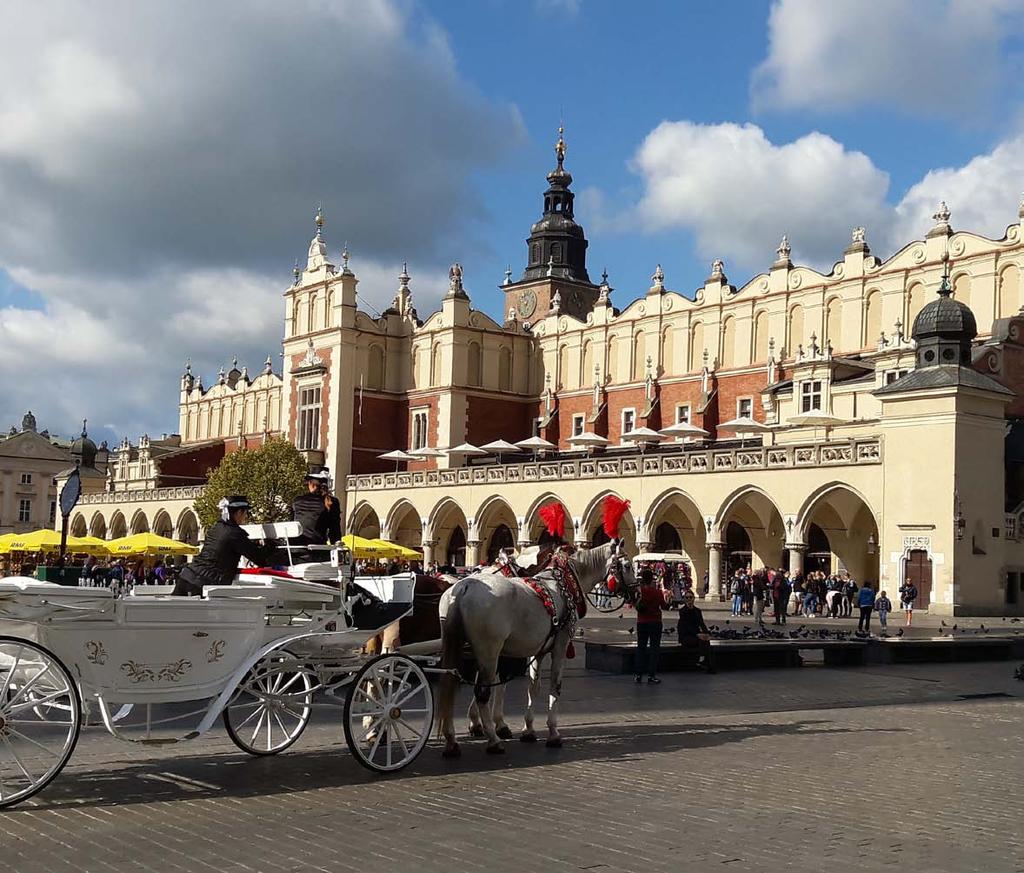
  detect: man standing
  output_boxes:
[899,580,918,627]
[292,468,342,551]
[857,580,876,635]
[752,572,768,627]
[772,570,790,625]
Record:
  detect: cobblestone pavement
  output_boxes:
[2,660,1022,873]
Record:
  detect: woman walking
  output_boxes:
[634,569,668,685]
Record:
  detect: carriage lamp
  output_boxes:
[867,533,876,555]
[954,493,966,541]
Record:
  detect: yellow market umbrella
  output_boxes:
[3,529,67,553]
[0,533,16,555]
[339,534,399,559]
[106,532,199,557]
[67,535,111,555]
[380,541,421,560]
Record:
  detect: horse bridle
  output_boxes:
[606,539,640,604]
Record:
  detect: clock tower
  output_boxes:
[503,127,599,323]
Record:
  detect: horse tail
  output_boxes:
[437,585,468,741]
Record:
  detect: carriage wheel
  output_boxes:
[343,654,433,773]
[587,581,625,613]
[223,650,314,756]
[0,636,81,809]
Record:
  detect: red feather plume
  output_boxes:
[539,501,566,539]
[603,495,631,538]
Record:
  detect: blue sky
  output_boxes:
[1,0,1023,443]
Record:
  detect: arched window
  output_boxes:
[366,344,385,391]
[788,304,804,355]
[825,297,842,350]
[551,243,562,263]
[688,321,704,371]
[581,340,593,385]
[606,335,618,381]
[752,311,769,363]
[632,331,646,381]
[952,273,971,310]
[430,343,443,387]
[720,316,736,367]
[661,326,674,374]
[558,344,571,389]
[864,290,882,347]
[467,341,482,387]
[999,264,1020,318]
[498,347,512,392]
[906,282,926,328]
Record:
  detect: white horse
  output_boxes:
[437,540,635,757]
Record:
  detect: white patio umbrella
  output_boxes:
[788,413,847,441]
[410,446,445,459]
[659,421,710,440]
[621,426,665,445]
[567,431,610,452]
[378,449,417,472]
[516,435,557,459]
[447,442,487,466]
[717,416,775,444]
[480,439,522,463]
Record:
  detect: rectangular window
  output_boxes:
[19,473,32,485]
[737,397,753,419]
[18,499,31,523]
[411,407,429,451]
[1006,516,1017,541]
[297,386,322,450]
[572,414,585,437]
[49,501,57,525]
[675,404,691,424]
[532,417,543,438]
[621,408,636,441]
[885,369,910,385]
[800,380,822,412]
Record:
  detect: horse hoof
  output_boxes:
[485,743,506,755]
[520,731,538,744]
[442,744,462,760]
[545,736,563,749]
[496,725,513,740]
[468,725,485,738]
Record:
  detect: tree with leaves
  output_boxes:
[194,438,310,528]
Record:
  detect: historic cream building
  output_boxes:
[66,132,1024,614]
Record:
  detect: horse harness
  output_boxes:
[517,548,588,658]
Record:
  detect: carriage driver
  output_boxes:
[172,496,277,596]
[292,468,342,548]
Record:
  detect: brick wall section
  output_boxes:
[155,442,226,486]
[404,393,441,470]
[466,394,534,445]
[352,393,408,474]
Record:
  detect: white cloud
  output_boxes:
[752,0,1022,117]
[621,120,1024,282]
[0,1,523,439]
[630,121,892,273]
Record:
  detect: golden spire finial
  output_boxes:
[555,125,566,166]
[314,201,324,234]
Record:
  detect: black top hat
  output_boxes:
[224,495,251,509]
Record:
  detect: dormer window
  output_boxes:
[800,380,823,412]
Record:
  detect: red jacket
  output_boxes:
[636,585,667,624]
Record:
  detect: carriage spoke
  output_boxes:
[6,664,55,709]
[233,703,264,731]
[390,720,411,759]
[0,645,23,700]
[271,710,291,743]
[0,736,35,783]
[366,724,385,763]
[249,709,268,745]
[7,728,61,759]
[392,682,426,709]
[396,717,423,740]
[277,672,303,694]
[8,689,69,715]
[360,716,384,743]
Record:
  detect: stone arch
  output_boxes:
[752,310,769,363]
[631,330,646,381]
[606,335,619,381]
[523,492,576,544]
[579,490,637,552]
[906,281,927,328]
[581,339,593,386]
[152,510,173,538]
[558,343,571,389]
[864,289,882,347]
[366,344,385,391]
[69,513,87,537]
[794,483,880,584]
[89,512,107,540]
[788,304,804,355]
[474,494,518,562]
[430,343,443,387]
[130,510,150,535]
[720,315,736,367]
[998,263,1020,319]
[824,296,842,350]
[952,271,971,310]
[385,499,422,550]
[687,321,704,372]
[661,325,674,374]
[349,501,381,539]
[175,509,200,545]
[109,511,127,540]
[644,487,709,584]
[498,346,512,392]
[428,497,469,568]
[467,341,482,388]
[714,486,786,574]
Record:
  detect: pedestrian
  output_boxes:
[676,590,711,668]
[730,575,743,616]
[857,580,876,635]
[899,580,917,627]
[634,569,667,685]
[772,571,790,625]
[752,572,767,626]
[842,576,858,618]
[876,590,892,635]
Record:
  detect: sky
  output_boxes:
[1,0,1024,446]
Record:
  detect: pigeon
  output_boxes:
[725,619,731,625]
[980,623,986,631]
[628,626,635,635]
[941,620,947,627]
[938,627,944,634]
[896,628,905,637]
[952,624,958,631]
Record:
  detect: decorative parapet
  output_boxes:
[346,438,882,492]
[78,485,205,505]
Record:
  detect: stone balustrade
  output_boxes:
[77,485,206,505]
[346,437,882,493]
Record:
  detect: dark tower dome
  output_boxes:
[911,261,977,368]
[70,419,98,468]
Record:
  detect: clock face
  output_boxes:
[518,289,537,318]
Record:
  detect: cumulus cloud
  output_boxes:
[630,121,892,273]
[621,120,1024,282]
[752,0,1023,117]
[0,1,523,440]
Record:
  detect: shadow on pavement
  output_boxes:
[19,717,905,812]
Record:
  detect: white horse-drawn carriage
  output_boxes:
[0,522,436,809]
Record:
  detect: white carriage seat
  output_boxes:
[205,576,340,608]
[0,577,115,622]
[290,562,339,583]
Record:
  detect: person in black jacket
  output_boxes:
[292,469,342,550]
[173,496,275,596]
[677,591,712,668]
